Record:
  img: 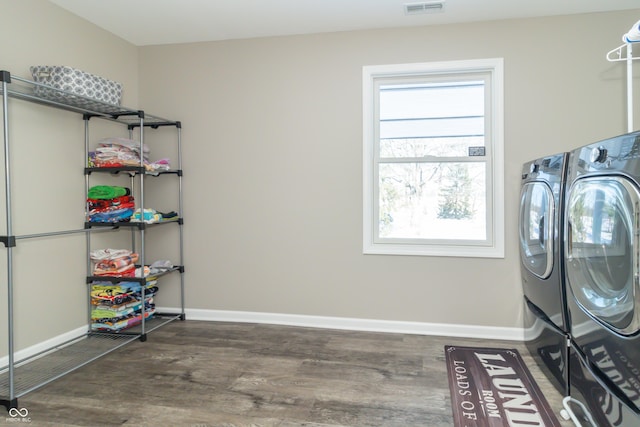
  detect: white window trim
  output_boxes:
[362,58,504,258]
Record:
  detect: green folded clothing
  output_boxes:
[88,185,130,200]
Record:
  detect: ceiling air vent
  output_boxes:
[404,1,445,15]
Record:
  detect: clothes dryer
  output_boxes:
[563,130,640,425]
[520,153,570,395]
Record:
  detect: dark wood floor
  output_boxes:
[8,320,572,426]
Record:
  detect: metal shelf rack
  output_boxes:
[0,70,185,410]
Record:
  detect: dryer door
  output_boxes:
[566,176,640,335]
[520,181,555,279]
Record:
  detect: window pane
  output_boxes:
[378,81,485,158]
[380,82,484,119]
[380,136,485,158]
[380,116,484,139]
[378,162,486,240]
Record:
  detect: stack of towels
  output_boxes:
[87,185,134,223]
[89,136,170,172]
[91,137,148,168]
[89,248,160,332]
[90,280,158,332]
[90,248,139,277]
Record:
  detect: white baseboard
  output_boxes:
[0,310,524,365]
[0,325,87,369]
[159,307,525,341]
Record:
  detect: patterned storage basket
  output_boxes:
[30,65,122,106]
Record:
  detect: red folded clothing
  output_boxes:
[93,264,136,277]
[94,254,139,271]
[87,195,135,211]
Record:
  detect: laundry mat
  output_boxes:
[445,346,561,427]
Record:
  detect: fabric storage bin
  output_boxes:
[30,65,122,106]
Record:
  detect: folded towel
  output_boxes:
[87,185,130,200]
[130,208,161,224]
[98,137,149,154]
[90,248,133,261]
[94,253,139,271]
[88,207,134,223]
[93,264,136,277]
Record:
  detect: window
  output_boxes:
[363,58,504,257]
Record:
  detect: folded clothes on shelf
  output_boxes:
[130,208,179,224]
[91,281,158,301]
[94,253,139,270]
[90,248,133,261]
[87,195,134,211]
[90,280,159,332]
[88,208,134,223]
[89,136,171,172]
[146,158,171,172]
[91,308,156,332]
[87,186,135,223]
[92,297,153,320]
[149,259,174,275]
[87,185,130,199]
[90,249,138,277]
[92,137,148,168]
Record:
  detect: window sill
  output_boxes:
[363,242,504,258]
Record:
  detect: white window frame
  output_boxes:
[362,58,504,258]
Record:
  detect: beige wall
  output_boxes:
[1,2,640,356]
[0,0,138,352]
[139,9,640,329]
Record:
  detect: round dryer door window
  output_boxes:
[519,182,554,279]
[566,176,640,334]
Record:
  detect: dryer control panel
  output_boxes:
[576,131,640,173]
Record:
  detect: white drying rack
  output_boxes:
[607,39,640,132]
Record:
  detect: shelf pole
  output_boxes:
[2,76,16,404]
[177,126,185,318]
[628,42,635,133]
[84,116,92,330]
[138,115,147,336]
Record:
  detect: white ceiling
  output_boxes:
[49,0,640,46]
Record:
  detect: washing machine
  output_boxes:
[519,152,570,396]
[563,130,640,425]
